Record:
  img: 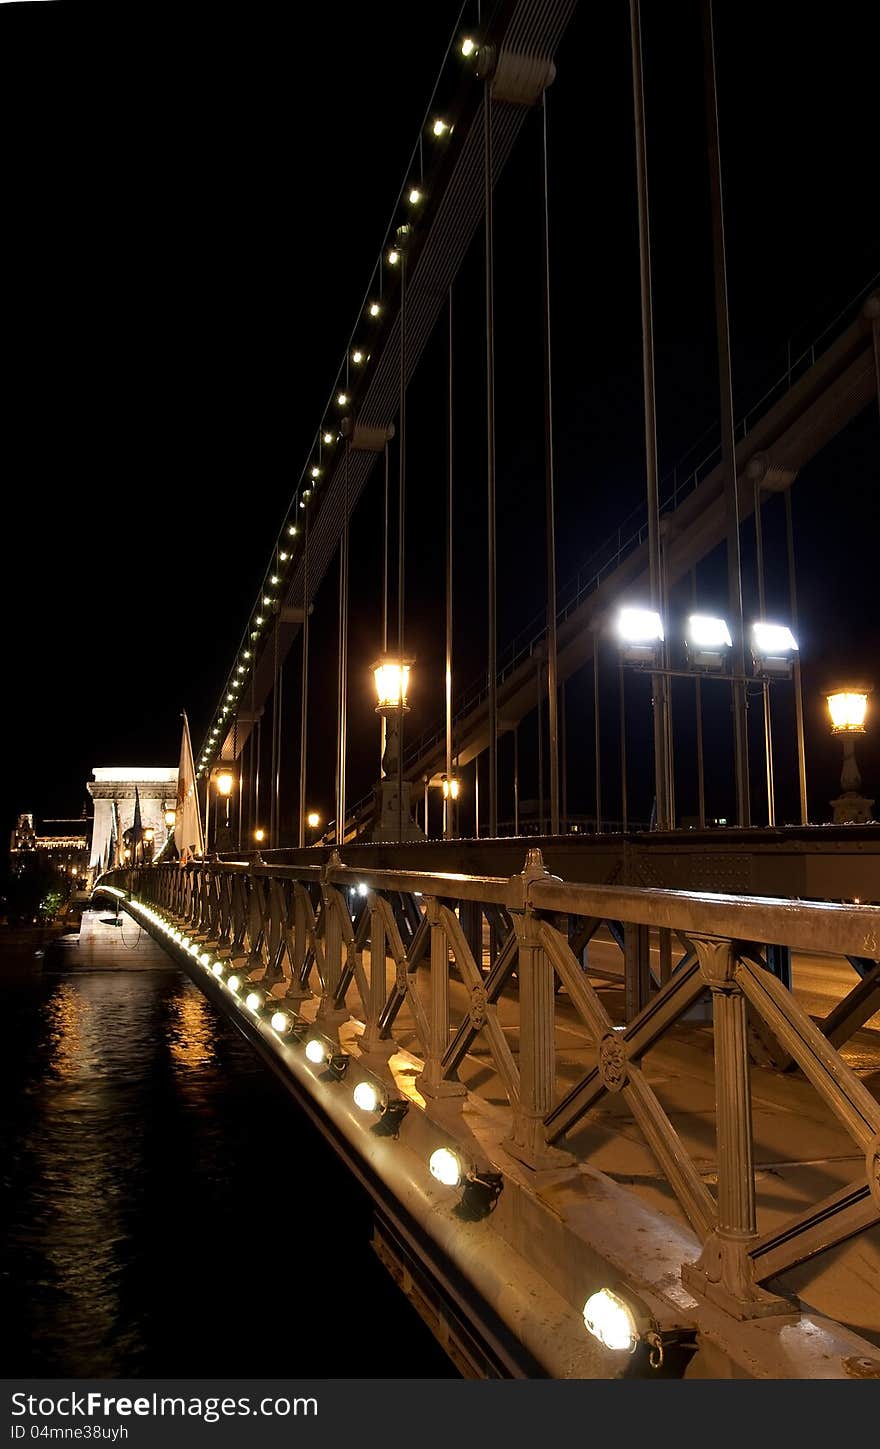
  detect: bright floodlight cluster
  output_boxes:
[617,607,798,675]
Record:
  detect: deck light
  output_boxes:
[226,974,242,994]
[310,466,321,479]
[212,962,224,977]
[407,186,422,206]
[270,1008,292,1034]
[353,1080,383,1114]
[431,117,450,137]
[288,525,298,536]
[245,988,265,1013]
[582,1289,640,1353]
[337,391,349,407]
[305,1038,327,1065]
[387,248,400,267]
[460,36,477,57]
[200,953,212,968]
[255,616,265,626]
[429,1147,464,1189]
[368,302,381,319]
[351,349,366,365]
[357,883,368,897]
[322,430,335,445]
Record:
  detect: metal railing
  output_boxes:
[100,851,880,1325]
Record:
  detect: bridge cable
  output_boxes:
[484,77,498,836]
[397,239,407,843]
[298,502,310,849]
[701,0,751,826]
[445,286,454,839]
[630,0,673,833]
[337,440,350,843]
[541,88,560,837]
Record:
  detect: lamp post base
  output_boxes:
[831,792,875,824]
[369,779,424,842]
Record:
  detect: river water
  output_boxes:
[0,909,454,1378]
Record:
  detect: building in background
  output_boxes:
[9,812,91,880]
[87,767,178,880]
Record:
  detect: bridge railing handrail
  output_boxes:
[99,852,880,1323]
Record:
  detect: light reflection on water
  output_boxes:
[0,930,453,1379]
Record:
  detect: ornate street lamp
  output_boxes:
[370,654,422,842]
[214,767,236,850]
[827,687,873,824]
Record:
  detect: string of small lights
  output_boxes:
[195,17,486,785]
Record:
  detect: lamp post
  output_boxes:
[442,772,461,838]
[305,811,321,844]
[827,688,873,824]
[370,654,422,841]
[214,768,235,851]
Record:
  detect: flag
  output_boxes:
[175,711,205,856]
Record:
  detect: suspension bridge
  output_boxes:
[92,0,880,1379]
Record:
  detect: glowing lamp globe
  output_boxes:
[216,769,235,797]
[826,690,868,734]
[373,656,412,712]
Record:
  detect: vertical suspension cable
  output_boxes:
[381,441,389,774]
[754,478,775,824]
[248,669,256,843]
[785,490,808,824]
[337,444,350,844]
[702,0,750,826]
[233,715,241,850]
[254,718,261,843]
[397,249,407,843]
[274,663,283,846]
[630,0,672,831]
[298,507,310,848]
[270,604,280,847]
[541,92,560,836]
[445,287,454,839]
[692,568,706,829]
[594,636,602,833]
[484,79,498,836]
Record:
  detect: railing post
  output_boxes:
[682,935,785,1317]
[504,849,573,1170]
[418,896,465,1104]
[359,899,395,1058]
[316,855,350,1033]
[624,921,650,1020]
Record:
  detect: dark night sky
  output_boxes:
[1,0,878,840]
